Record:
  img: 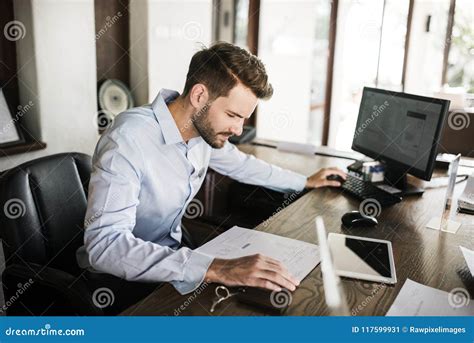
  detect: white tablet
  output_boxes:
[328,233,397,284]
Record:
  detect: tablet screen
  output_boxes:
[328,233,396,283]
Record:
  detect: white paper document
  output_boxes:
[425,216,461,233]
[386,279,474,316]
[197,226,320,282]
[460,246,474,276]
[458,173,474,211]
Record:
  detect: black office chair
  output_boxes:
[0,153,160,315]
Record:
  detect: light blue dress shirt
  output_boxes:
[76,89,307,294]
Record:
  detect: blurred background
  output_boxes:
[0,0,472,172]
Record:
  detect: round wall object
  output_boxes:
[98,79,134,116]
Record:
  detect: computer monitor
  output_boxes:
[352,87,450,195]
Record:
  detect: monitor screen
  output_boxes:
[352,87,449,180]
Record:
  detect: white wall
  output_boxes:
[130,0,213,105]
[327,0,384,149]
[403,0,450,96]
[148,0,213,101]
[0,0,99,172]
[256,0,318,144]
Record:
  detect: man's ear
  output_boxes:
[189,84,209,110]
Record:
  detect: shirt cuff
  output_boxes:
[170,249,215,295]
[285,171,307,192]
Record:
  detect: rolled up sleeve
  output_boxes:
[209,142,307,193]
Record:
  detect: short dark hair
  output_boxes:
[182,42,273,100]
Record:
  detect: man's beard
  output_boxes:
[192,103,232,149]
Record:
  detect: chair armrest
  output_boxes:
[2,263,102,315]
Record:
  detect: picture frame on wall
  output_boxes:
[0,87,25,148]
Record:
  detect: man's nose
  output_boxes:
[230,125,243,136]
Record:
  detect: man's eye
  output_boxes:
[227,113,235,118]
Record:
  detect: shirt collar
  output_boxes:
[151,89,184,145]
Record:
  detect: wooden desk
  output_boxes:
[121,144,474,316]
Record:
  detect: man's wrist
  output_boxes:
[205,258,223,283]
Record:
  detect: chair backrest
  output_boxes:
[0,153,91,275]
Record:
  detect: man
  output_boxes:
[76,42,346,296]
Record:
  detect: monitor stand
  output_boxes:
[384,164,424,196]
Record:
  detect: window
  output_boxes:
[329,0,410,150]
[445,0,474,92]
[234,0,250,48]
[214,0,471,149]
[213,0,250,48]
[256,0,333,144]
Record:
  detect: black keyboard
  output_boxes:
[340,174,402,207]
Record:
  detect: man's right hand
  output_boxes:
[204,254,299,292]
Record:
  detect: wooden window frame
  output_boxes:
[441,0,457,86]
